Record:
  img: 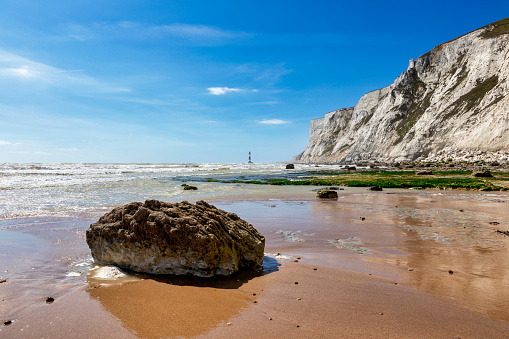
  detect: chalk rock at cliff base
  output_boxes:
[86,200,265,277]
[316,190,338,199]
[472,171,493,178]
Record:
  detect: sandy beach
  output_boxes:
[1,188,509,338]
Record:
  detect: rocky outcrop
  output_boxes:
[294,18,509,164]
[86,200,265,277]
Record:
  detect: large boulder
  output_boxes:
[86,200,265,277]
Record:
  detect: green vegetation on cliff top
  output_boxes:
[481,17,509,38]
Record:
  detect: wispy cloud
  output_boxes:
[58,147,80,152]
[62,22,251,46]
[0,49,130,93]
[0,140,12,145]
[259,119,291,125]
[207,87,245,95]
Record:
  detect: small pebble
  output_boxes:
[313,268,317,271]
[0,279,6,283]
[294,260,299,262]
[294,282,299,285]
[297,298,301,300]
[448,270,454,274]
[408,268,414,271]
[253,301,257,303]
[459,210,464,212]
[379,312,384,315]
[296,325,300,328]
[4,320,12,326]
[252,293,257,296]
[269,317,273,320]
[394,282,398,285]
[297,257,301,260]
[360,217,365,221]
[226,322,232,326]
[46,297,55,303]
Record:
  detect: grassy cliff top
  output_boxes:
[481,17,509,38]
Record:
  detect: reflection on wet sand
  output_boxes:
[86,258,277,338]
[332,191,509,321]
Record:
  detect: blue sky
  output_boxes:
[0,1,507,163]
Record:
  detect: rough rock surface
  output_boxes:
[294,18,509,164]
[86,200,265,277]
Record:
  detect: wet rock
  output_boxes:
[285,164,295,169]
[368,186,383,191]
[0,279,6,283]
[46,297,55,303]
[181,184,198,190]
[86,200,265,277]
[316,190,338,199]
[3,320,12,326]
[448,270,454,274]
[489,221,500,225]
[472,171,493,177]
[496,230,509,236]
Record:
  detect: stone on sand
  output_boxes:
[86,200,265,277]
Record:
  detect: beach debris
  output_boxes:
[368,186,383,191]
[46,297,54,303]
[489,221,500,225]
[285,164,295,169]
[181,184,198,190]
[86,200,265,277]
[0,279,6,283]
[316,190,338,199]
[496,230,509,236]
[329,237,373,254]
[3,320,12,326]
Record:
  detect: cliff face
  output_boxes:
[294,18,509,163]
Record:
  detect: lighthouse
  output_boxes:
[248,152,253,164]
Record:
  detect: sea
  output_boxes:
[0,162,337,220]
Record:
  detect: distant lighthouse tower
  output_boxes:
[248,152,253,164]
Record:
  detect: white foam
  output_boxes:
[92,266,127,280]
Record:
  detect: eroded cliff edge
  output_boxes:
[294,18,509,164]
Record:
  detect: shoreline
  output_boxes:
[1,188,509,337]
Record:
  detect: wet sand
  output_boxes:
[1,188,509,338]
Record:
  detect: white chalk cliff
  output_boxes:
[294,18,509,163]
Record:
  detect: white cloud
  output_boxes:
[207,87,245,95]
[0,140,12,145]
[259,119,291,125]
